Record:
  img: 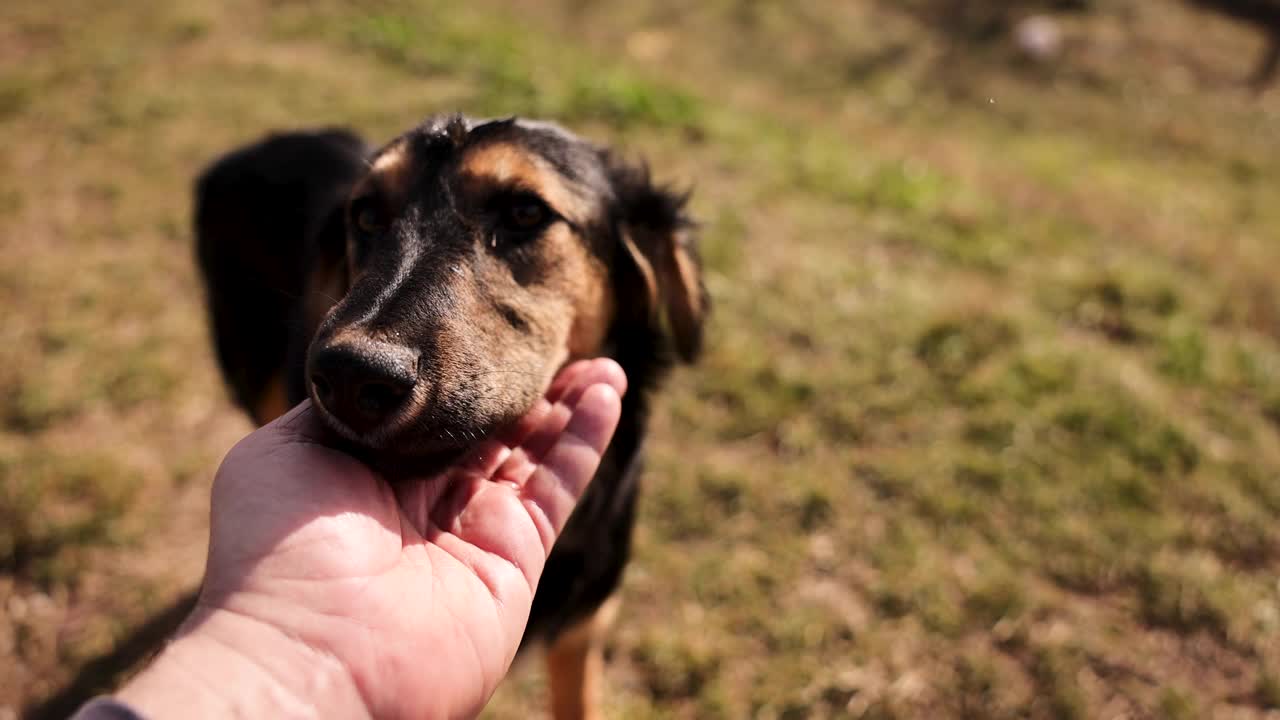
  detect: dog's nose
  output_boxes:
[309,341,419,434]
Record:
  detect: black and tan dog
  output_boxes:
[193,114,706,719]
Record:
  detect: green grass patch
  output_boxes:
[343,10,703,130]
[0,443,140,588]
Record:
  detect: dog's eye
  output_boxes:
[351,197,387,235]
[500,197,550,233]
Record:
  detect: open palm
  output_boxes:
[190,359,626,719]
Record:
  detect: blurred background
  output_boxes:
[2,0,1280,717]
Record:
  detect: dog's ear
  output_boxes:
[194,128,368,418]
[303,198,353,327]
[604,154,708,362]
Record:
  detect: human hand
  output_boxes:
[116,358,626,720]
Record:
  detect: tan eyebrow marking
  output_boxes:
[352,138,413,205]
[459,142,589,223]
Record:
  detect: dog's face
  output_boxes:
[305,115,705,463]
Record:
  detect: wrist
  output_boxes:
[116,605,371,720]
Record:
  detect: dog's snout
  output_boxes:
[309,340,419,435]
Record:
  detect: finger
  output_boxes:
[481,359,596,458]
[544,359,596,405]
[459,359,627,480]
[220,401,339,472]
[454,394,560,480]
[497,358,625,448]
[507,359,628,467]
[546,358,627,404]
[520,383,622,552]
[265,400,331,444]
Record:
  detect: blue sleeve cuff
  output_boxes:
[70,697,147,720]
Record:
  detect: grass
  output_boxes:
[0,443,138,585]
[2,0,1280,717]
